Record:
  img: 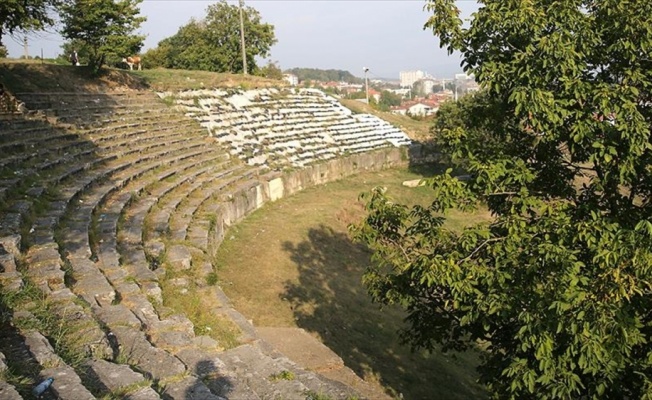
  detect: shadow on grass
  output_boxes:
[281,224,486,400]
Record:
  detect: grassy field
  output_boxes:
[216,167,491,400]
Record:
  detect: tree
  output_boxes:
[379,90,402,107]
[412,80,426,97]
[370,90,402,112]
[258,60,283,80]
[0,0,61,52]
[285,68,363,84]
[148,1,275,73]
[59,0,145,71]
[352,1,652,399]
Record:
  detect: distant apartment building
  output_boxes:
[283,73,299,86]
[400,70,426,88]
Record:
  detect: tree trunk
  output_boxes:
[0,27,6,58]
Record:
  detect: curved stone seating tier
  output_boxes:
[0,87,409,399]
[159,87,412,168]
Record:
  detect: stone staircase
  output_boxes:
[0,89,392,399]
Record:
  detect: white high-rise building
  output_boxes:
[400,70,426,88]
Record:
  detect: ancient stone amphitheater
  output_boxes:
[0,84,412,399]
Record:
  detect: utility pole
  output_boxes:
[239,0,247,75]
[363,67,370,103]
[23,36,28,59]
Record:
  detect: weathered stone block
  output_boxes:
[125,387,161,400]
[93,304,142,329]
[144,240,165,261]
[162,376,223,400]
[140,281,162,304]
[176,348,225,378]
[151,331,193,351]
[167,245,191,270]
[0,252,16,273]
[84,359,148,392]
[26,243,61,266]
[0,271,23,291]
[0,235,21,258]
[111,326,186,380]
[41,365,95,400]
[24,331,62,368]
[0,381,22,400]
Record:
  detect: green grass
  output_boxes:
[269,370,295,381]
[216,167,490,400]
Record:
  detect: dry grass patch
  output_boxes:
[216,167,490,400]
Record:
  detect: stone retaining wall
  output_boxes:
[218,146,408,247]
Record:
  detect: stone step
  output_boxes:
[109,326,186,381]
[61,148,223,260]
[168,168,260,242]
[210,343,359,400]
[0,351,23,400]
[84,359,160,399]
[0,381,23,399]
[4,143,213,247]
[160,376,221,400]
[23,331,95,399]
[145,165,244,243]
[66,256,116,307]
[257,327,389,400]
[85,118,198,140]
[116,154,230,247]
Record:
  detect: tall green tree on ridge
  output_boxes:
[59,0,145,71]
[143,0,275,73]
[352,0,652,398]
[0,0,62,54]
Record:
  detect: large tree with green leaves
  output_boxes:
[144,1,275,73]
[352,0,652,398]
[59,0,145,71]
[0,0,61,52]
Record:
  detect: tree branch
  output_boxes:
[459,237,504,264]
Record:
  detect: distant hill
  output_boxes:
[285,68,363,84]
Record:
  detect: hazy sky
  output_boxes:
[2,0,479,79]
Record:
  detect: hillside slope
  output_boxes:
[0,61,285,93]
